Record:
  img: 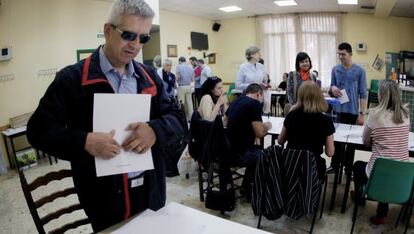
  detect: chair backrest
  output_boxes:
[365,158,414,204]
[370,79,380,93]
[19,169,91,234]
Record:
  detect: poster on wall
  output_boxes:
[372,54,385,71]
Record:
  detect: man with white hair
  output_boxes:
[27,0,186,231]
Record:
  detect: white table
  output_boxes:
[106,202,271,234]
[263,116,414,152]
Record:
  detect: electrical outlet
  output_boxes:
[0,74,14,82]
[37,68,57,78]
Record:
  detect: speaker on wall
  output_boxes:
[212,23,221,32]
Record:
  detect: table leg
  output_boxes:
[9,137,19,171]
[2,135,13,169]
[329,167,339,211]
[341,145,356,213]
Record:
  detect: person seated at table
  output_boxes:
[278,81,335,179]
[287,52,317,106]
[352,80,410,225]
[226,83,272,200]
[277,72,288,115]
[198,76,229,122]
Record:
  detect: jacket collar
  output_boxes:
[81,46,153,92]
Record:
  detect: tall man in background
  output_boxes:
[328,42,367,209]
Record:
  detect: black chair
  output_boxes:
[188,111,244,203]
[19,169,91,234]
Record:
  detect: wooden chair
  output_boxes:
[19,169,91,234]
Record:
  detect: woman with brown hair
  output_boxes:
[278,81,335,178]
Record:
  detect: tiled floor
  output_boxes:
[1,142,413,234]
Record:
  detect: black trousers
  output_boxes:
[353,161,388,217]
[238,147,262,192]
[330,113,358,169]
[91,176,149,232]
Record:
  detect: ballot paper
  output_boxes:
[339,89,349,104]
[93,94,154,177]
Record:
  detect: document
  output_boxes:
[93,94,154,177]
[339,89,349,104]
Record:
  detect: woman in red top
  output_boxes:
[286,52,318,106]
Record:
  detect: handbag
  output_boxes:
[205,188,235,211]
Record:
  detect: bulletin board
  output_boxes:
[76,49,95,62]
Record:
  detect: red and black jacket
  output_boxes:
[27,46,187,230]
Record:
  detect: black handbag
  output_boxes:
[205,163,235,212]
[205,188,235,211]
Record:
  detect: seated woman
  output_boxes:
[353,80,410,225]
[286,52,317,109]
[278,81,335,178]
[198,76,229,122]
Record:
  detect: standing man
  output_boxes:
[327,42,367,209]
[176,56,194,120]
[226,83,272,200]
[198,59,213,86]
[190,56,202,102]
[330,42,367,126]
[27,0,187,232]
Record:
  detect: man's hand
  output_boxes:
[330,86,342,97]
[85,130,121,159]
[122,122,157,154]
[356,114,364,125]
[264,121,272,131]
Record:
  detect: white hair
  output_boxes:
[108,0,155,26]
[163,59,173,66]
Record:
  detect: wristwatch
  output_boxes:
[359,111,364,115]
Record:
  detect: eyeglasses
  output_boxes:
[337,52,348,57]
[110,24,151,44]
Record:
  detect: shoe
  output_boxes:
[350,190,366,206]
[370,216,386,225]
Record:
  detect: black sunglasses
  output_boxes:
[110,24,151,44]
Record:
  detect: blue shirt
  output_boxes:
[99,47,137,94]
[176,63,194,86]
[235,62,266,90]
[99,47,142,178]
[330,64,367,115]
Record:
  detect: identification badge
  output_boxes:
[131,177,144,188]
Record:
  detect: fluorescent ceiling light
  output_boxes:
[338,0,358,5]
[219,6,242,12]
[274,0,297,6]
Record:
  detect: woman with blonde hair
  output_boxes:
[353,80,410,225]
[278,81,335,178]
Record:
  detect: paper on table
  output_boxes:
[93,94,154,177]
[339,89,349,104]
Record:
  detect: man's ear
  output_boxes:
[103,23,111,37]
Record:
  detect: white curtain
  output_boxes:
[258,13,341,88]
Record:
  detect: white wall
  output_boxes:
[159,10,217,73]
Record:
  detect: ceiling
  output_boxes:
[159,0,414,20]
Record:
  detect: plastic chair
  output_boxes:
[367,79,380,108]
[227,83,236,103]
[19,169,91,234]
[350,158,414,234]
